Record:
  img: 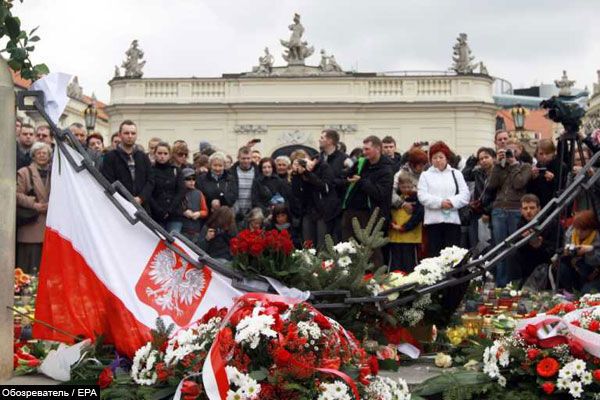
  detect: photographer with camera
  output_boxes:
[197,206,237,261]
[461,147,496,249]
[528,139,567,208]
[557,210,600,294]
[488,143,532,287]
[291,154,340,249]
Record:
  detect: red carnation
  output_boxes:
[536,357,560,378]
[180,380,201,400]
[593,369,600,382]
[564,302,576,312]
[571,320,581,327]
[589,320,600,332]
[320,357,341,370]
[97,367,114,389]
[527,349,541,360]
[313,313,332,330]
[541,382,555,395]
[273,347,292,366]
[368,355,380,376]
[570,339,586,359]
[155,362,170,382]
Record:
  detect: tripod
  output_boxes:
[552,130,598,291]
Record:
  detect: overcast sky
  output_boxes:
[11,0,600,102]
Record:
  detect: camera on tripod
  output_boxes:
[540,96,585,136]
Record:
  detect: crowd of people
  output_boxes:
[14,115,600,294]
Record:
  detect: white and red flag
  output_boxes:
[33,144,241,357]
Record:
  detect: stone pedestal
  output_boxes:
[0,56,16,382]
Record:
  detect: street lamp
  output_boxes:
[84,93,98,134]
[511,104,527,131]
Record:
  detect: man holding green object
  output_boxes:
[341,135,393,267]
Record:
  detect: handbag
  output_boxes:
[451,170,471,226]
[16,167,40,227]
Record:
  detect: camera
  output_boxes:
[505,149,514,159]
[297,158,307,168]
[540,96,585,136]
[565,244,578,256]
[537,167,547,172]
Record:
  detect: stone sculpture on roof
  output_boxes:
[120,40,146,78]
[253,47,274,74]
[451,33,476,74]
[319,49,343,72]
[595,70,600,95]
[555,70,575,96]
[67,76,83,99]
[280,13,314,66]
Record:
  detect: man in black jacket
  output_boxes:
[101,120,154,207]
[291,155,340,249]
[382,136,403,173]
[514,194,560,289]
[17,123,35,171]
[319,129,348,241]
[341,135,393,266]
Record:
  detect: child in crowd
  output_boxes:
[198,206,237,261]
[388,175,424,272]
[269,204,302,248]
[181,168,208,244]
[246,207,265,231]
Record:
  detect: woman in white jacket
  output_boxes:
[418,141,470,257]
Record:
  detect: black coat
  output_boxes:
[462,162,494,217]
[195,171,237,208]
[386,152,403,174]
[343,156,394,223]
[148,163,186,223]
[291,162,341,222]
[320,149,348,198]
[251,174,291,212]
[515,216,561,280]
[16,143,31,171]
[527,157,568,208]
[197,225,234,261]
[101,146,154,202]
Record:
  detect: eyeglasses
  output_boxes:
[184,177,196,181]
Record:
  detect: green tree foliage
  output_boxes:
[1,0,49,80]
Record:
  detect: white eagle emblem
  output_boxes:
[144,249,207,316]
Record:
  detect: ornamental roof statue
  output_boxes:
[120,40,146,78]
[555,70,575,96]
[451,33,476,74]
[280,13,314,66]
[252,47,274,74]
[67,76,83,99]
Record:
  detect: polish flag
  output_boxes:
[33,143,241,357]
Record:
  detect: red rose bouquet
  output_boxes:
[230,229,297,279]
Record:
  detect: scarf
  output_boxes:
[572,229,597,246]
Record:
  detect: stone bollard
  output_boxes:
[0,56,16,382]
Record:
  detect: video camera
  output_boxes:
[540,96,585,136]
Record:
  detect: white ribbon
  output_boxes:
[262,276,311,301]
[516,305,600,358]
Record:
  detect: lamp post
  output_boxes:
[511,104,527,131]
[84,93,98,134]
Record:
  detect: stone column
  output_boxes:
[0,56,15,382]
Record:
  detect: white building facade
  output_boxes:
[106,72,497,157]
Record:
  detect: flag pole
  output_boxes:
[8,306,81,342]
